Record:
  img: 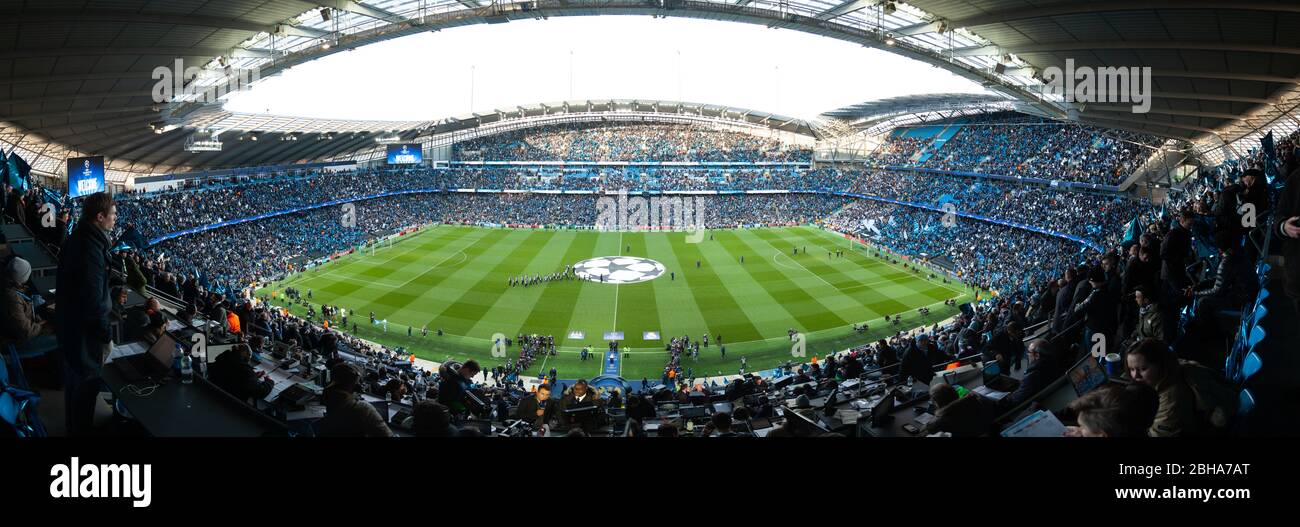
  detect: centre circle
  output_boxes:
[573,256,667,284]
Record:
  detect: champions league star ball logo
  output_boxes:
[573,257,666,284]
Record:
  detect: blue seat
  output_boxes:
[1244,303,1267,332]
[1238,389,1256,415]
[1247,325,1266,352]
[0,344,46,437]
[3,344,23,389]
[0,385,42,437]
[1242,351,1263,382]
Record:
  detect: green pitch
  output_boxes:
[259,225,977,381]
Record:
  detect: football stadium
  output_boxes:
[3,0,1300,472]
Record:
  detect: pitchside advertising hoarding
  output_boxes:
[67,155,106,198]
[386,143,423,165]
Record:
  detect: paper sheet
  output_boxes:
[1000,410,1067,438]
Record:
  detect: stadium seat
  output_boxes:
[0,346,45,437]
[1238,389,1256,415]
[1245,303,1267,331]
[1241,351,1263,383]
[2,345,20,388]
[1246,325,1266,353]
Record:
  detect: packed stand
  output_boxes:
[453,122,812,163]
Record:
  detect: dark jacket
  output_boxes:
[437,361,471,412]
[1074,282,1119,338]
[876,343,899,370]
[1053,278,1082,333]
[209,350,272,403]
[0,286,42,348]
[1122,256,1159,298]
[626,396,657,422]
[1032,284,1057,323]
[560,389,601,411]
[1070,280,1093,312]
[1275,166,1300,298]
[1161,225,1193,289]
[923,395,991,437]
[1217,182,1269,244]
[55,223,115,376]
[899,342,935,385]
[980,327,1025,374]
[1004,354,1065,408]
[1192,249,1256,305]
[316,388,394,437]
[514,393,558,428]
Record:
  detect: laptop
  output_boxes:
[979,361,1021,394]
[369,400,391,421]
[1067,355,1110,396]
[679,406,708,420]
[868,390,896,427]
[114,333,177,383]
[462,418,493,435]
[391,409,413,428]
[275,383,317,406]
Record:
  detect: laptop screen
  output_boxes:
[1068,355,1109,396]
[981,361,1002,382]
[370,400,391,420]
[147,332,178,368]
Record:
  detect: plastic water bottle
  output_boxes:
[180,353,194,384]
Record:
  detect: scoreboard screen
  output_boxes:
[67,156,106,198]
[386,144,423,165]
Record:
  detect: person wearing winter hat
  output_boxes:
[1,256,50,350]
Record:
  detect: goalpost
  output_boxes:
[369,235,395,256]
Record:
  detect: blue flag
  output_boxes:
[1122,217,1143,248]
[1261,131,1279,184]
[5,149,31,193]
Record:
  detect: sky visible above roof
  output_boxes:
[222,17,990,122]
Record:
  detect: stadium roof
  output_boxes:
[2,0,1298,177]
[897,0,1300,164]
[822,93,1013,121]
[173,98,819,167]
[187,98,818,136]
[819,92,1053,135]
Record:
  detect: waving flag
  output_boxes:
[5,149,31,193]
[1121,217,1143,248]
[1261,131,1278,184]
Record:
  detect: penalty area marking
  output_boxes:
[433,250,468,269]
[771,250,838,291]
